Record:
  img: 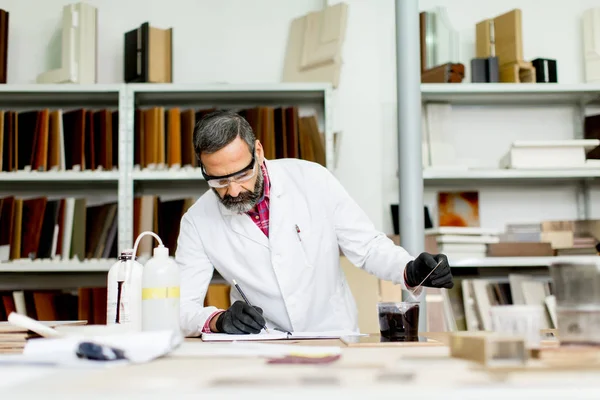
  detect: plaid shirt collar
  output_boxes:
[252,161,270,208]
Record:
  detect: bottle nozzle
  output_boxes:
[153,245,169,257]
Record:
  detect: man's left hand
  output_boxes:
[405,252,453,289]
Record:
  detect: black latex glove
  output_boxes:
[405,252,454,289]
[215,300,266,334]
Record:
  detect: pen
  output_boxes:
[273,327,292,337]
[295,224,302,242]
[232,279,269,333]
[410,259,443,297]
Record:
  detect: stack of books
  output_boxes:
[499,139,600,169]
[0,320,86,354]
[0,323,30,354]
[499,220,600,256]
[425,226,500,260]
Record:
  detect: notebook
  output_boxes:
[201,330,363,342]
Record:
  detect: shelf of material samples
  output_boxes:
[0,169,202,181]
[1,255,597,272]
[6,167,595,184]
[449,255,599,268]
[131,166,205,181]
[129,82,331,103]
[0,257,221,281]
[0,170,119,182]
[424,222,599,269]
[0,258,114,272]
[0,83,331,288]
[420,83,600,241]
[420,83,600,105]
[422,168,600,184]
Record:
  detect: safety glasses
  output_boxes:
[201,153,257,188]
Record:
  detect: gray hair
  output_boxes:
[194,110,255,156]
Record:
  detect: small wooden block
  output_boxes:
[450,331,528,367]
[499,61,536,83]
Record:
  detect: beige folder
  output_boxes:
[148,26,172,83]
[476,9,523,67]
[283,3,347,88]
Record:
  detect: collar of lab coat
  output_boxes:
[216,159,284,217]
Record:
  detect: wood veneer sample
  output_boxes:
[285,107,299,159]
[31,109,50,171]
[493,9,523,66]
[274,108,287,159]
[259,107,276,160]
[0,196,14,261]
[20,197,48,259]
[62,110,86,170]
[0,10,8,83]
[17,111,38,170]
[167,108,182,167]
[93,110,113,170]
[9,199,22,260]
[5,112,16,171]
[47,111,62,170]
[180,109,196,167]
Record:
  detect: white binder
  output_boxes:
[36,2,97,84]
[583,8,600,83]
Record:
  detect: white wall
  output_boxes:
[2,0,599,235]
[4,0,325,84]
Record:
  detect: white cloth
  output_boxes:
[176,159,418,337]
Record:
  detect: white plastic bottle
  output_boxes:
[106,249,143,331]
[141,245,181,332]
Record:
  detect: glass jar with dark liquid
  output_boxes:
[378,302,420,341]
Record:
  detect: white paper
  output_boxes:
[172,341,341,358]
[289,330,365,339]
[201,331,287,341]
[200,330,363,342]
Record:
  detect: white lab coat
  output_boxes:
[175,159,416,337]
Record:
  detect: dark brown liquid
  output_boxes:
[379,304,419,341]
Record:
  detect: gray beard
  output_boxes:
[214,169,264,214]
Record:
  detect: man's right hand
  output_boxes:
[212,300,266,334]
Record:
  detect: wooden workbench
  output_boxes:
[1,333,599,399]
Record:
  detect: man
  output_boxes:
[176,110,453,337]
